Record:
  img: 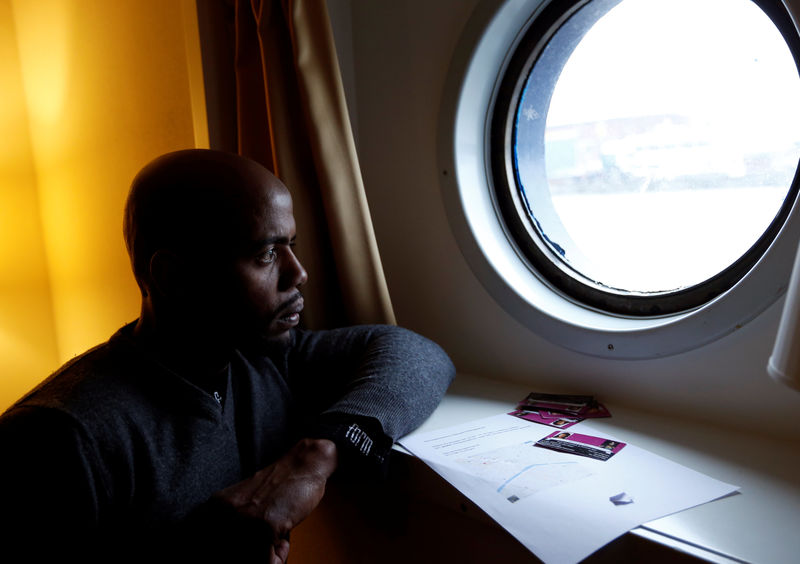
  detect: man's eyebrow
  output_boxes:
[249,235,296,251]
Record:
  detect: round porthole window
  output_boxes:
[439,0,800,358]
[491,0,800,316]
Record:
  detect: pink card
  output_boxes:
[535,431,626,461]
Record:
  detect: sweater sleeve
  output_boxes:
[287,325,455,473]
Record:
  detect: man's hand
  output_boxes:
[213,438,338,563]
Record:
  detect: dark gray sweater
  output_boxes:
[0,322,454,558]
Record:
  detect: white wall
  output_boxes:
[331,0,800,438]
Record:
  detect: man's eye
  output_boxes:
[259,249,278,264]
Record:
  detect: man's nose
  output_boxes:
[281,248,308,289]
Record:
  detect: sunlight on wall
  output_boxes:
[0,0,60,407]
[1,0,208,410]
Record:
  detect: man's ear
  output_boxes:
[148,249,182,299]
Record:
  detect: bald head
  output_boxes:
[124,149,289,295]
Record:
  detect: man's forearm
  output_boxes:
[293,325,456,441]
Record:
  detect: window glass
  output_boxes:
[512,0,800,300]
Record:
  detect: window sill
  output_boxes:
[395,373,800,563]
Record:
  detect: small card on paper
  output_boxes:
[507,408,581,429]
[516,392,611,419]
[509,392,612,429]
[535,431,626,461]
[517,392,594,414]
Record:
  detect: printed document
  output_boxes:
[399,413,739,564]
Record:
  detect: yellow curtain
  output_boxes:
[234,0,395,329]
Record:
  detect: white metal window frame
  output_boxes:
[438,0,800,359]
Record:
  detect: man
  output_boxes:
[0,149,454,561]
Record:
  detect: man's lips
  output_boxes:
[276,295,304,326]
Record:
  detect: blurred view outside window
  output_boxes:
[515,0,800,293]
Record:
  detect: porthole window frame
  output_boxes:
[492,0,800,317]
[438,0,800,359]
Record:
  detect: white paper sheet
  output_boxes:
[398,413,739,564]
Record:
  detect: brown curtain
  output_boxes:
[233,0,395,329]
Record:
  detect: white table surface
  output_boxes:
[398,373,800,564]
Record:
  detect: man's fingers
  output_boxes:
[274,538,290,562]
[215,466,272,508]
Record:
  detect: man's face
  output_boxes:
[232,184,308,345]
[192,173,308,348]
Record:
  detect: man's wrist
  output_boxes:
[292,437,339,480]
